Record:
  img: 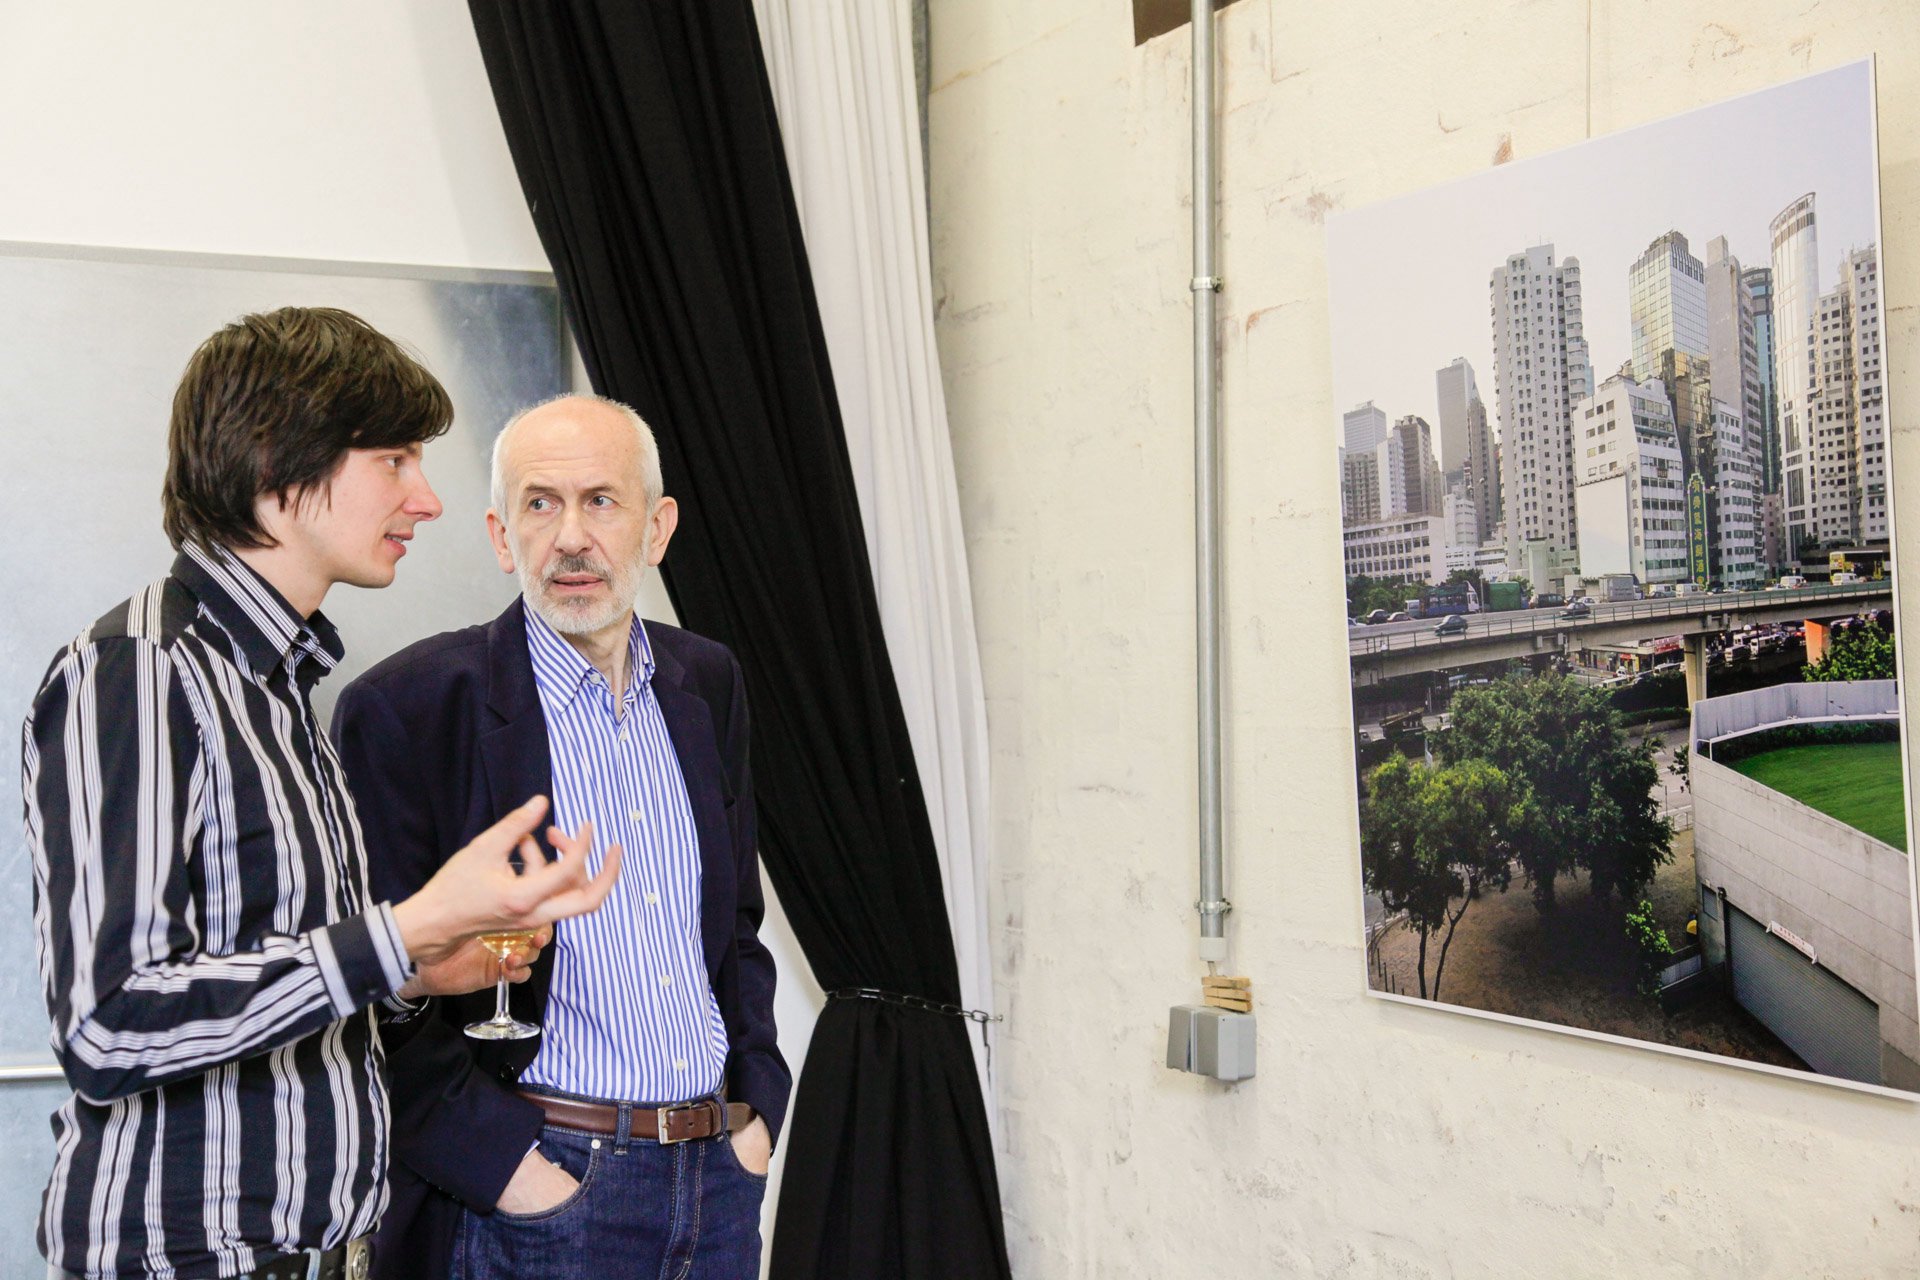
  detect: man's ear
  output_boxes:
[485,509,516,575]
[644,497,679,567]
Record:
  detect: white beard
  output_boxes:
[521,551,643,637]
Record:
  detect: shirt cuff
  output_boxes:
[310,904,415,1018]
[381,991,430,1023]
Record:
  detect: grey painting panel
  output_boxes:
[0,244,568,1270]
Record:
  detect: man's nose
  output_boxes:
[409,474,444,522]
[555,503,591,552]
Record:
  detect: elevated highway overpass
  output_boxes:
[1349,584,1893,702]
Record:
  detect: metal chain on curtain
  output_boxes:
[464,2,1012,1277]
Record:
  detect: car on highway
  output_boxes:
[1363,609,1390,625]
[1560,601,1592,620]
[1433,613,1469,636]
[1387,611,1413,623]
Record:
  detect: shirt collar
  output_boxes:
[175,542,344,682]
[523,605,654,714]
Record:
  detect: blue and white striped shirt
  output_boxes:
[518,609,730,1104]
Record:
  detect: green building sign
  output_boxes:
[1687,473,1709,586]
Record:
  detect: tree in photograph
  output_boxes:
[1439,672,1672,910]
[1360,754,1523,1003]
[1622,899,1674,999]
[1347,574,1421,619]
[1804,623,1896,682]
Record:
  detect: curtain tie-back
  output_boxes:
[824,987,1004,1077]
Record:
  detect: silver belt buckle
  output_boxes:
[656,1100,700,1144]
[345,1238,371,1280]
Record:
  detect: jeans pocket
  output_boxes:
[491,1132,602,1225]
[714,1131,770,1184]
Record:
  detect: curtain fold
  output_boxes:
[464,3,1011,1277]
[750,0,998,1127]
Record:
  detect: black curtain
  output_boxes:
[465,4,1012,1278]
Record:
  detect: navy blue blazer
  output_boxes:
[331,599,789,1277]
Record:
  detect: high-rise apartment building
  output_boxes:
[1770,193,1819,554]
[1804,245,1887,545]
[1435,357,1500,542]
[1391,414,1443,518]
[1339,401,1400,526]
[1629,231,1709,380]
[1571,375,1688,586]
[1843,246,1887,542]
[1491,244,1590,586]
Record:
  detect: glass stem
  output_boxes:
[493,959,511,1023]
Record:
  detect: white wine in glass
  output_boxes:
[464,930,541,1040]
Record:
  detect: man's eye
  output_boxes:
[590,495,613,508]
[529,497,553,512]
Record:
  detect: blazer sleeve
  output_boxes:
[331,677,544,1211]
[719,652,792,1146]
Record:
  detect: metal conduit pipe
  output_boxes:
[1190,0,1228,966]
[0,1063,63,1084]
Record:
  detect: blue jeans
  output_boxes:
[451,1120,767,1280]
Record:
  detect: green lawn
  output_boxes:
[1727,742,1910,852]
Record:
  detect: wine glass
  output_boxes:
[464,931,541,1040]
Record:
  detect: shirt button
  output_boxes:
[645,891,660,906]
[674,1059,687,1071]
[629,808,644,823]
[658,973,672,986]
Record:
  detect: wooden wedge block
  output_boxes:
[1202,975,1251,989]
[1203,993,1252,1012]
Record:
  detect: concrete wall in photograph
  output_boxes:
[932,1,1920,1275]
[1693,678,1900,741]
[1693,751,1920,1084]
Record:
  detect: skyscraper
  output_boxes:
[1343,401,1389,452]
[1702,237,1766,588]
[1628,231,1709,380]
[1391,414,1443,517]
[1435,357,1500,542]
[1491,244,1590,585]
[1770,193,1819,555]
[1843,247,1887,542]
[1339,402,1402,526]
[1803,245,1887,545]
[1743,264,1781,497]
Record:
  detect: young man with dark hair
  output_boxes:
[23,307,622,1280]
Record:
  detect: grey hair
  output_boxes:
[487,393,665,521]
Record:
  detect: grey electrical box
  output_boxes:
[1165,1004,1255,1081]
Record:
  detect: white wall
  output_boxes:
[0,3,543,268]
[930,1,1920,1275]
[0,3,819,1265]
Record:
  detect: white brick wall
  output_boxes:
[931,2,1920,1274]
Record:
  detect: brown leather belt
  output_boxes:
[520,1091,752,1144]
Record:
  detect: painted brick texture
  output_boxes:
[930,1,1920,1274]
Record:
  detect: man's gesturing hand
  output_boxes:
[390,796,622,967]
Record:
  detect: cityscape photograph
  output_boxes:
[1327,62,1920,1091]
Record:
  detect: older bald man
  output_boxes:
[332,395,789,1280]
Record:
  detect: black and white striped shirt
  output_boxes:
[23,543,412,1279]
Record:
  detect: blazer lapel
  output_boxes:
[480,599,559,1008]
[648,631,734,980]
